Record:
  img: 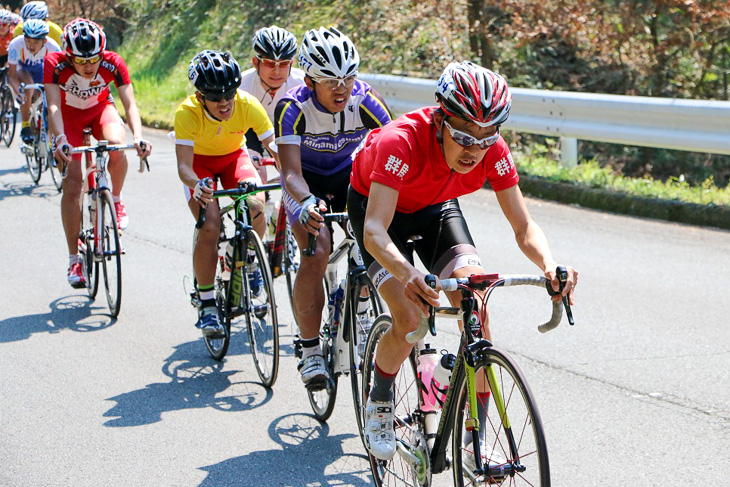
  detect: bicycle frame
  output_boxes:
[20,84,50,159]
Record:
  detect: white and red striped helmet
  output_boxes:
[436,61,511,127]
[63,18,106,58]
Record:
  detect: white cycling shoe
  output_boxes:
[363,397,396,461]
[462,439,507,483]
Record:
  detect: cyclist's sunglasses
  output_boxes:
[257,57,293,69]
[442,119,500,149]
[69,54,102,65]
[204,89,237,102]
[311,75,357,91]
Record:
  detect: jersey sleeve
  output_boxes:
[46,38,61,53]
[484,141,519,191]
[104,52,132,87]
[6,38,19,65]
[274,98,304,145]
[367,127,414,193]
[173,104,198,147]
[359,87,392,130]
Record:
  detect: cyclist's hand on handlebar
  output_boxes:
[54,137,72,164]
[134,138,152,158]
[545,265,577,305]
[193,178,214,206]
[298,195,326,236]
[404,271,440,315]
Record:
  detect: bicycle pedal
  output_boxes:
[253,304,269,319]
[305,377,328,392]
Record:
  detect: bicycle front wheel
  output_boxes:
[25,140,42,184]
[452,346,549,487]
[363,314,430,487]
[244,229,279,388]
[99,190,122,317]
[348,275,383,446]
[0,85,15,147]
[282,222,299,310]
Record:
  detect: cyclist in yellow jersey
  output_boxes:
[175,50,278,338]
[13,2,63,47]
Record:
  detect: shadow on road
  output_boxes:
[0,295,114,343]
[103,339,274,428]
[0,179,61,201]
[198,413,370,486]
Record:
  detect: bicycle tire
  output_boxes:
[244,228,280,388]
[452,346,550,487]
[348,275,383,447]
[363,314,430,487]
[99,190,122,317]
[25,124,42,183]
[0,85,16,147]
[80,196,99,298]
[49,156,63,192]
[200,231,230,361]
[304,276,338,420]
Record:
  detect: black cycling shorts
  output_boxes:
[347,186,482,289]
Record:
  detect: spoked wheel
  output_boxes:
[47,142,63,192]
[205,274,231,361]
[24,138,42,184]
[349,275,383,446]
[453,347,550,487]
[282,222,299,310]
[0,85,16,147]
[99,190,122,317]
[306,328,338,421]
[243,229,279,388]
[363,314,431,487]
[80,195,99,299]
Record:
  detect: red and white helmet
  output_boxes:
[63,18,106,58]
[435,61,511,127]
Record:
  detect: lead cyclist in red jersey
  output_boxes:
[347,61,578,462]
[48,18,151,288]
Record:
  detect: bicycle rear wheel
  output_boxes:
[99,190,122,317]
[0,85,15,147]
[25,135,42,184]
[452,346,549,487]
[49,157,63,192]
[349,275,383,446]
[244,229,279,388]
[282,222,299,310]
[363,314,430,487]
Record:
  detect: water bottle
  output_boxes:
[221,240,233,281]
[228,242,242,306]
[264,199,277,239]
[418,345,441,448]
[328,279,345,329]
[431,352,456,406]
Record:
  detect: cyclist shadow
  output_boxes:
[102,339,273,428]
[0,180,59,201]
[198,413,370,486]
[0,295,113,343]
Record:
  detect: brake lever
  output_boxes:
[424,274,437,337]
[556,265,574,326]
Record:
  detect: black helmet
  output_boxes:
[188,50,241,97]
[252,25,298,60]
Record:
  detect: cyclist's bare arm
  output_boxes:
[364,181,439,313]
[261,134,280,168]
[175,144,212,205]
[278,142,324,233]
[495,184,577,303]
[45,83,71,163]
[117,83,151,157]
[6,63,20,95]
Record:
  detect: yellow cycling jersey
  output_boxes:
[14,20,63,47]
[174,90,274,156]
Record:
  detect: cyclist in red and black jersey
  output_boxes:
[347,61,578,462]
[47,18,151,288]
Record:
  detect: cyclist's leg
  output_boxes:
[17,69,32,139]
[95,104,127,197]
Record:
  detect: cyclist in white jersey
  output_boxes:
[240,25,304,176]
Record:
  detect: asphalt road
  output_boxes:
[1,126,729,486]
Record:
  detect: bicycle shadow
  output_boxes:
[197,413,370,487]
[0,179,60,201]
[0,165,27,176]
[0,295,114,343]
[103,339,273,428]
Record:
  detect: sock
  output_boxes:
[198,284,215,304]
[476,391,491,444]
[357,295,370,314]
[69,254,82,266]
[369,360,397,403]
[300,337,322,359]
[22,120,29,128]
[112,193,122,203]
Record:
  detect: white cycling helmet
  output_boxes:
[253,25,297,60]
[22,18,49,39]
[298,26,359,79]
[436,61,512,127]
[0,10,13,24]
[63,18,106,58]
[20,1,48,20]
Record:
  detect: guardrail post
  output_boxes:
[560,137,578,168]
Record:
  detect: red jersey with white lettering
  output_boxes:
[43,51,131,110]
[350,107,519,214]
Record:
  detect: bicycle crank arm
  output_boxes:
[395,438,423,470]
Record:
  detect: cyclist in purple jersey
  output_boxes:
[275,26,392,389]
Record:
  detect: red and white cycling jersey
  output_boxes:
[350,107,519,214]
[43,51,131,110]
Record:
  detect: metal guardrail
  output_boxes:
[360,73,730,167]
